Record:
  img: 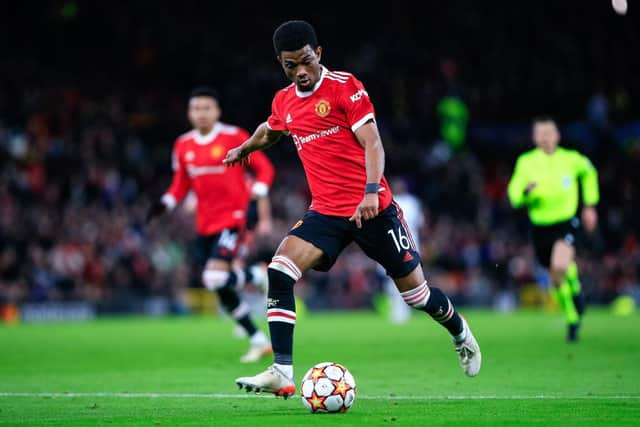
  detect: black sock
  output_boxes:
[267,268,296,365]
[244,266,254,284]
[572,292,586,317]
[422,287,464,337]
[217,286,257,337]
[236,314,258,337]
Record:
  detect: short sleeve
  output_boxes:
[266,92,288,133]
[340,75,376,132]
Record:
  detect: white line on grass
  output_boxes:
[1,392,639,401]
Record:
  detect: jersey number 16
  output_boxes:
[387,227,411,252]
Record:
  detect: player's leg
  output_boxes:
[226,262,269,293]
[355,202,481,376]
[200,229,271,362]
[236,213,350,397]
[566,261,585,316]
[550,240,581,341]
[394,266,481,376]
[202,257,271,361]
[235,236,324,396]
[533,224,580,341]
[267,237,323,370]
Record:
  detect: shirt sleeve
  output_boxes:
[266,92,288,133]
[340,74,376,132]
[574,151,599,206]
[236,127,275,198]
[162,140,190,209]
[247,150,275,197]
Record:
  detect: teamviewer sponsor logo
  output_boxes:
[292,126,340,151]
[349,89,368,102]
[186,165,225,177]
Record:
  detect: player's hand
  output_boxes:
[146,200,167,224]
[524,182,538,195]
[581,206,598,233]
[349,193,379,229]
[223,146,249,166]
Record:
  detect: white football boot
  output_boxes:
[235,365,296,398]
[455,317,482,377]
[239,342,272,363]
[240,331,272,363]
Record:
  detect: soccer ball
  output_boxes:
[300,362,356,413]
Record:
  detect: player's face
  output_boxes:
[188,96,220,132]
[278,45,323,92]
[533,121,560,153]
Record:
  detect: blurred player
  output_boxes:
[508,116,599,342]
[225,21,481,397]
[379,178,425,324]
[147,87,275,362]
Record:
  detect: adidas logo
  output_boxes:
[286,113,292,123]
[402,252,414,263]
[267,298,280,308]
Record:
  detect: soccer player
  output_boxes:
[508,116,599,342]
[224,21,481,397]
[147,87,275,362]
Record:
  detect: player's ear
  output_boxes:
[315,46,322,61]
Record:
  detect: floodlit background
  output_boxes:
[0,1,638,321]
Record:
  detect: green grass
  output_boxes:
[1,310,639,426]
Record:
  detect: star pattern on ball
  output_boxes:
[307,391,327,412]
[310,367,325,381]
[332,380,351,399]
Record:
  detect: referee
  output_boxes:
[508,115,599,342]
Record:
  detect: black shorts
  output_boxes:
[194,228,242,267]
[532,218,579,268]
[288,202,421,279]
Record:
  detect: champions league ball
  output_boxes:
[300,362,356,413]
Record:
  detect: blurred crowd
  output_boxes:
[1,1,639,311]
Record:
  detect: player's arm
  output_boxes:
[146,143,191,223]
[224,95,288,166]
[224,123,284,165]
[247,150,276,234]
[575,152,599,232]
[349,120,385,228]
[507,157,534,209]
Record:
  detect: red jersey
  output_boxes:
[266,66,392,216]
[162,122,274,235]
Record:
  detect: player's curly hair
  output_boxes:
[272,20,318,56]
[189,86,219,101]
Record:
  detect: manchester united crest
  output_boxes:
[315,99,331,117]
[210,145,224,160]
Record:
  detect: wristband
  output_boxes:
[365,183,380,194]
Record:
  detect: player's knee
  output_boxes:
[268,255,302,283]
[202,269,230,291]
[550,267,567,286]
[267,255,302,296]
[400,280,431,309]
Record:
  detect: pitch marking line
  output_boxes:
[0,392,639,401]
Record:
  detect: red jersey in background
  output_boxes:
[163,122,274,235]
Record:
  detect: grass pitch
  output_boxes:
[0,310,639,426]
